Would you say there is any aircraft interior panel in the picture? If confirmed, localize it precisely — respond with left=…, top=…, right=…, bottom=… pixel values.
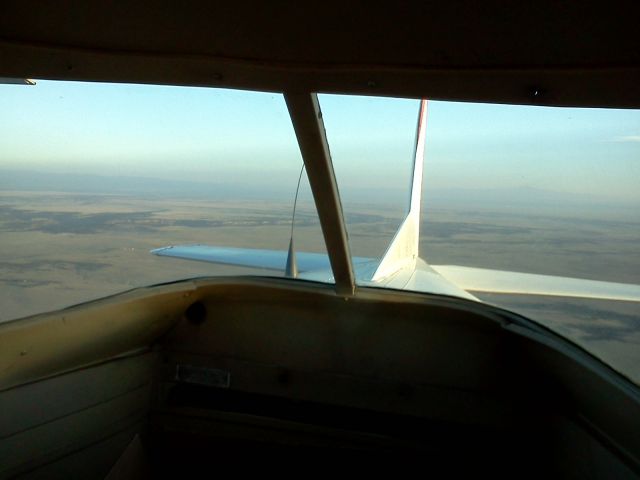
left=1, top=279, right=638, bottom=478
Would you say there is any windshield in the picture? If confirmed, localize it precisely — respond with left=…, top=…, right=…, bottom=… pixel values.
left=321, top=95, right=640, bottom=385
left=1, top=81, right=639, bottom=385
left=0, top=81, right=327, bottom=320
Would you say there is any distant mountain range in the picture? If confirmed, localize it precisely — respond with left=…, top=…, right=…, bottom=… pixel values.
left=0, top=169, right=287, bottom=200
left=1, top=169, right=636, bottom=216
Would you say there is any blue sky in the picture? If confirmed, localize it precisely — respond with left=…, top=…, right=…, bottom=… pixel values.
left=1, top=80, right=639, bottom=203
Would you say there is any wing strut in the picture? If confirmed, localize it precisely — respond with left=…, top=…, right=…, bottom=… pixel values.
left=284, top=92, right=355, bottom=296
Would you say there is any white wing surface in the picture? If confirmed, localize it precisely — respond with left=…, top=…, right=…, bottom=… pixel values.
left=151, top=245, right=375, bottom=276
left=432, top=265, right=640, bottom=302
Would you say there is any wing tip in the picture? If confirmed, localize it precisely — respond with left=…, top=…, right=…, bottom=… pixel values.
left=150, top=246, right=174, bottom=255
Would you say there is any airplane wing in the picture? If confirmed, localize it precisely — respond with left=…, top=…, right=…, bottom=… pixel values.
left=151, top=99, right=640, bottom=304
left=431, top=265, right=640, bottom=302
left=151, top=245, right=375, bottom=275
left=152, top=245, right=327, bottom=272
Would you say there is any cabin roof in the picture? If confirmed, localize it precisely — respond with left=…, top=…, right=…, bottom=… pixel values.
left=1, top=1, right=639, bottom=107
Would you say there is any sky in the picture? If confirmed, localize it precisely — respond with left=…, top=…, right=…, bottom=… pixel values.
left=1, top=80, right=639, bottom=204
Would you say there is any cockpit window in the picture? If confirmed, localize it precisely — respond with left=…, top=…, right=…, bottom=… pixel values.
left=319, top=94, right=419, bottom=260
left=0, top=80, right=328, bottom=320
left=421, top=100, right=640, bottom=384
left=2, top=81, right=639, bottom=386
left=322, top=94, right=640, bottom=384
